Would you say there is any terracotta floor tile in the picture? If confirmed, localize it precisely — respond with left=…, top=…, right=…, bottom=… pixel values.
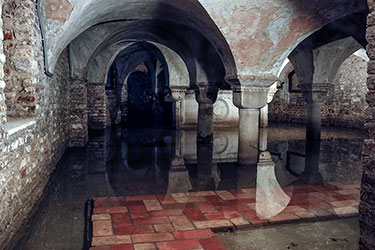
left=127, top=195, right=157, bottom=201
left=94, top=207, right=128, bottom=214
left=92, top=235, right=132, bottom=246
left=215, top=191, right=236, bottom=201
left=112, top=213, right=132, bottom=227
left=329, top=200, right=359, bottom=207
left=92, top=214, right=111, bottom=221
left=295, top=211, right=316, bottom=219
left=187, top=191, right=216, bottom=197
left=282, top=206, right=306, bottom=213
left=229, top=217, right=250, bottom=227
left=94, top=198, right=111, bottom=208
left=114, top=225, right=154, bottom=235
left=133, top=216, right=170, bottom=226
left=134, top=243, right=157, bottom=250
left=90, top=247, right=111, bottom=250
left=158, top=194, right=176, bottom=205
left=149, top=209, right=183, bottom=217
left=240, top=210, right=268, bottom=226
left=205, top=211, right=241, bottom=220
left=143, top=199, right=163, bottom=211
left=162, top=203, right=195, bottom=210
left=112, top=244, right=134, bottom=250
left=128, top=205, right=148, bottom=219
left=199, top=238, right=227, bottom=250
left=194, top=202, right=217, bottom=213
left=169, top=216, right=195, bottom=231
left=205, top=196, right=227, bottom=206
left=173, top=229, right=215, bottom=240
left=193, top=220, right=232, bottom=230
left=132, top=233, right=174, bottom=243
left=154, top=223, right=175, bottom=233
left=156, top=239, right=202, bottom=250
left=268, top=213, right=300, bottom=223
left=330, top=206, right=358, bottom=216
left=184, top=207, right=207, bottom=221
left=93, top=220, right=113, bottom=237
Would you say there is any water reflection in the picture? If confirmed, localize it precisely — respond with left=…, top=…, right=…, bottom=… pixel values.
left=10, top=125, right=366, bottom=250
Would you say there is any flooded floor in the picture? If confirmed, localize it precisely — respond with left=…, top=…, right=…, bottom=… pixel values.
left=9, top=124, right=366, bottom=250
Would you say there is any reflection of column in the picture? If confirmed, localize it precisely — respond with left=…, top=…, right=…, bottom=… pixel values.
left=170, top=87, right=187, bottom=129
left=256, top=151, right=290, bottom=219
left=194, top=141, right=217, bottom=190
left=259, top=128, right=268, bottom=152
left=298, top=83, right=329, bottom=140
left=69, top=80, right=88, bottom=147
left=194, top=83, right=219, bottom=143
left=238, top=108, right=259, bottom=165
left=297, top=137, right=323, bottom=184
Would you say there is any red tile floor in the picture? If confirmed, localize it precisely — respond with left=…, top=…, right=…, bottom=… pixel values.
left=90, top=181, right=360, bottom=250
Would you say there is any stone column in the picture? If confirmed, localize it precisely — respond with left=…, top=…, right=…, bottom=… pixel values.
left=194, top=83, right=218, bottom=143
left=299, top=137, right=322, bottom=184
left=170, top=87, right=187, bottom=129
left=298, top=83, right=329, bottom=140
left=69, top=80, right=88, bottom=147
left=228, top=79, right=274, bottom=166
left=195, top=141, right=215, bottom=190
left=260, top=105, right=268, bottom=128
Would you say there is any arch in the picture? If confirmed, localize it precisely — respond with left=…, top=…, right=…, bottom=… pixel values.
left=41, top=0, right=236, bottom=77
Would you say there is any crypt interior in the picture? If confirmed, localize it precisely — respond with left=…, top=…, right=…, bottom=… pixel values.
left=1, top=0, right=375, bottom=249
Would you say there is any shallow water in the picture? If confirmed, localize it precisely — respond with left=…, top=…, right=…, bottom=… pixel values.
left=9, top=124, right=366, bottom=250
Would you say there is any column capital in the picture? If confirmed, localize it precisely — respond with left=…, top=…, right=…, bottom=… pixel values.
left=194, top=82, right=219, bottom=104
left=298, top=83, right=330, bottom=103
left=170, top=86, right=188, bottom=102
left=225, top=75, right=279, bottom=109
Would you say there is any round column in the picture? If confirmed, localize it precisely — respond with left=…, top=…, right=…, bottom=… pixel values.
left=238, top=108, right=260, bottom=166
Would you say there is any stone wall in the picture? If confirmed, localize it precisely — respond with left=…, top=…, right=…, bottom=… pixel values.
left=360, top=1, right=375, bottom=248
left=3, top=0, right=40, bottom=118
left=269, top=54, right=368, bottom=129
left=69, top=80, right=88, bottom=147
left=88, top=84, right=111, bottom=129
left=0, top=0, right=72, bottom=248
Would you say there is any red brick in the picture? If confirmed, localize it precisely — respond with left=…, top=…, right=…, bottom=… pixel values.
left=154, top=223, right=175, bottom=233
left=94, top=207, right=128, bottom=214
left=90, top=247, right=110, bottom=250
left=169, top=216, right=195, bottom=231
left=126, top=195, right=157, bottom=201
left=112, top=244, right=134, bottom=250
left=195, top=202, right=217, bottom=213
left=112, top=213, right=132, bottom=227
left=158, top=194, right=176, bottom=205
left=149, top=209, right=183, bottom=217
left=133, top=217, right=170, bottom=225
left=156, top=240, right=202, bottom=250
left=114, top=225, right=154, bottom=235
left=92, top=214, right=111, bottom=221
left=132, top=233, right=174, bottom=243
left=128, top=205, right=148, bottom=219
left=235, top=193, right=256, bottom=199
left=199, top=238, right=227, bottom=250
left=229, top=217, right=250, bottom=227
left=174, top=196, right=206, bottom=203
left=205, top=196, right=227, bottom=206
left=173, top=229, right=215, bottom=240
left=109, top=197, right=127, bottom=207
left=184, top=207, right=207, bottom=221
